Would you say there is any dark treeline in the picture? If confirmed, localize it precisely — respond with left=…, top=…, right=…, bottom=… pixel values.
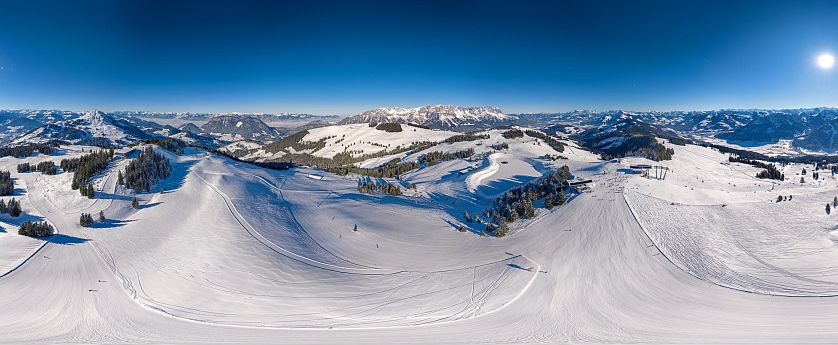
left=0, top=142, right=60, bottom=158
left=0, top=171, right=12, bottom=196
left=480, top=166, right=571, bottom=237
left=421, top=149, right=475, bottom=166
left=502, top=128, right=524, bottom=139
left=18, top=221, right=54, bottom=238
left=0, top=198, right=22, bottom=217
left=16, top=163, right=32, bottom=173
left=375, top=123, right=403, bottom=132
left=356, top=177, right=402, bottom=195
left=61, top=149, right=115, bottom=191
left=444, top=133, right=490, bottom=144
left=330, top=158, right=418, bottom=178
left=729, top=155, right=784, bottom=180
left=37, top=161, right=58, bottom=175
left=524, top=129, right=565, bottom=153
left=122, top=147, right=172, bottom=193
left=133, top=138, right=186, bottom=155
left=17, top=161, right=58, bottom=175
left=637, top=144, right=674, bottom=161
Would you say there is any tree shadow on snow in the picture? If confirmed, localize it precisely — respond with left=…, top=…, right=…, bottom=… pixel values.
left=11, top=185, right=27, bottom=197
left=89, top=218, right=136, bottom=229
left=139, top=202, right=161, bottom=210
left=616, top=168, right=640, bottom=175
left=474, top=174, right=539, bottom=199
left=95, top=191, right=134, bottom=201
left=47, top=234, right=89, bottom=245
left=0, top=212, right=46, bottom=228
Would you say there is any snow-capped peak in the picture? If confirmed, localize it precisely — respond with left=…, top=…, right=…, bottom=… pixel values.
left=339, top=105, right=516, bottom=130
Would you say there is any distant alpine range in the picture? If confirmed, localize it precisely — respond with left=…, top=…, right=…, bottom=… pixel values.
left=4, top=106, right=838, bottom=155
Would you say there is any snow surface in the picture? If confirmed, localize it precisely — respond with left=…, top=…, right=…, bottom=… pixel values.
left=2, top=140, right=838, bottom=343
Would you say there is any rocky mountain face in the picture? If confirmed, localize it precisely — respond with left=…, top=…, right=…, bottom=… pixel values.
left=339, top=105, right=517, bottom=131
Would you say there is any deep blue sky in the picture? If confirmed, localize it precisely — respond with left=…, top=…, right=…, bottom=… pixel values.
left=1, top=0, right=838, bottom=115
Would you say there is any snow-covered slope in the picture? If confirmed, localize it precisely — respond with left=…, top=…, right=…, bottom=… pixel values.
left=623, top=142, right=838, bottom=296
left=3, top=144, right=838, bottom=343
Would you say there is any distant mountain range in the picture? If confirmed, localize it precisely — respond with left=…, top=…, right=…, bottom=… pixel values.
left=111, top=111, right=339, bottom=123
left=7, top=106, right=838, bottom=155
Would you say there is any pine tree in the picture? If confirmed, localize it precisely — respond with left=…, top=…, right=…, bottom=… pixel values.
left=495, top=220, right=509, bottom=237
left=777, top=195, right=783, bottom=203
left=827, top=203, right=832, bottom=215
left=98, top=210, right=105, bottom=222
left=556, top=189, right=566, bottom=206
left=545, top=194, right=554, bottom=209
left=85, top=184, right=95, bottom=199
left=0, top=199, right=6, bottom=214
left=117, top=171, right=124, bottom=186
left=8, top=198, right=21, bottom=217
left=800, top=176, right=805, bottom=183
left=524, top=201, right=535, bottom=218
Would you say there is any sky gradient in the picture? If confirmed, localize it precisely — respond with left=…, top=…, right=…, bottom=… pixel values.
left=1, top=0, right=838, bottom=115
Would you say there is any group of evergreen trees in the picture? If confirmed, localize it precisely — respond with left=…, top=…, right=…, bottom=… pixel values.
left=80, top=212, right=95, bottom=227
left=18, top=221, right=54, bottom=238
left=80, top=211, right=105, bottom=227
left=356, top=178, right=402, bottom=195
left=476, top=166, right=571, bottom=237
left=502, top=128, right=524, bottom=139
left=17, top=161, right=58, bottom=175
left=0, top=198, right=22, bottom=217
left=375, top=123, right=403, bottom=132
left=420, top=149, right=475, bottom=166
left=637, top=144, right=675, bottom=161
left=730, top=155, right=784, bottom=181
left=330, top=158, right=418, bottom=178
left=0, top=171, right=13, bottom=196
left=37, top=161, right=58, bottom=175
left=61, top=149, right=115, bottom=194
left=121, top=147, right=172, bottom=193
left=444, top=133, right=490, bottom=144
left=134, top=138, right=186, bottom=155
left=0, top=142, right=58, bottom=158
